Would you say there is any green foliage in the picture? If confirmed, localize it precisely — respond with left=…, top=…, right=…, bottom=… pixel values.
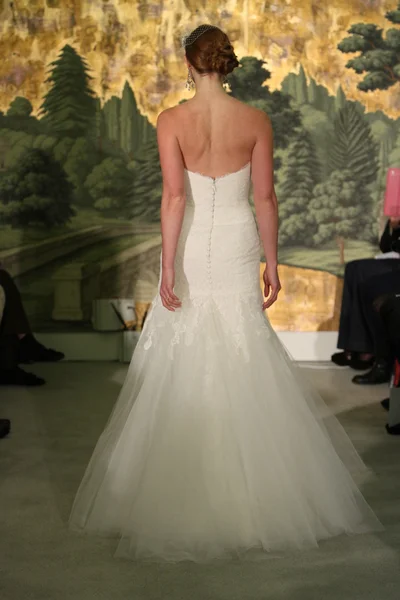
left=52, top=137, right=76, bottom=164
left=63, top=137, right=99, bottom=204
left=386, top=3, right=400, bottom=24
left=278, top=129, right=321, bottom=246
left=32, top=134, right=58, bottom=152
left=306, top=170, right=370, bottom=250
left=0, top=148, right=74, bottom=227
left=389, top=131, right=400, bottom=166
left=103, top=95, right=121, bottom=145
left=330, top=103, right=378, bottom=185
left=120, top=82, right=137, bottom=157
left=39, top=45, right=96, bottom=137
left=297, top=105, right=334, bottom=179
left=0, top=129, right=34, bottom=168
left=0, top=96, right=41, bottom=134
left=227, top=57, right=301, bottom=152
left=85, top=157, right=134, bottom=214
left=283, top=72, right=334, bottom=115
left=338, top=8, right=400, bottom=91
left=129, top=133, right=162, bottom=222
left=7, top=97, right=33, bottom=117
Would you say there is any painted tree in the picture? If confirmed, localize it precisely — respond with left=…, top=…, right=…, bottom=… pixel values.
left=389, top=130, right=400, bottom=166
left=337, top=3, right=400, bottom=91
left=63, top=137, right=99, bottom=204
left=39, top=45, right=96, bottom=137
left=227, top=57, right=302, bottom=153
left=85, top=157, right=133, bottom=215
left=103, top=96, right=121, bottom=146
left=335, top=86, right=347, bottom=112
left=7, top=97, right=33, bottom=117
left=295, top=65, right=308, bottom=105
left=120, top=82, right=136, bottom=158
left=129, top=132, right=162, bottom=222
left=278, top=129, right=321, bottom=246
left=306, top=169, right=371, bottom=263
left=0, top=148, right=74, bottom=227
left=330, top=103, right=379, bottom=186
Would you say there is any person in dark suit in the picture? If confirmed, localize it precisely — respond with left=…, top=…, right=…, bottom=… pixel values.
left=375, top=294, right=400, bottom=433
left=331, top=219, right=400, bottom=384
left=0, top=268, right=64, bottom=387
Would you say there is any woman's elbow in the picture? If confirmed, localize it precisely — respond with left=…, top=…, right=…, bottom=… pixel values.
left=162, top=192, right=186, bottom=212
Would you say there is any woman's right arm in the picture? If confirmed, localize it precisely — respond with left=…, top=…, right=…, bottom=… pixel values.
left=251, top=111, right=281, bottom=309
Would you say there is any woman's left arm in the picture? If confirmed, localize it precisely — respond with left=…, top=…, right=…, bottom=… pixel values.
left=157, top=109, right=186, bottom=311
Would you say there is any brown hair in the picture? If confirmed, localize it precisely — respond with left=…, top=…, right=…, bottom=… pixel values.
left=184, top=26, right=239, bottom=77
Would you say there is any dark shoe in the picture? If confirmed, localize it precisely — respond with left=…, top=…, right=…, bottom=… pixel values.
left=386, top=423, right=400, bottom=435
left=352, top=361, right=391, bottom=385
left=349, top=357, right=375, bottom=371
left=0, top=419, right=10, bottom=438
left=381, top=397, right=390, bottom=411
left=0, top=367, right=45, bottom=386
left=18, top=334, right=64, bottom=364
left=331, top=352, right=352, bottom=366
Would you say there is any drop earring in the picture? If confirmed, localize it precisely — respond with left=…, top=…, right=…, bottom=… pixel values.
left=186, top=68, right=195, bottom=91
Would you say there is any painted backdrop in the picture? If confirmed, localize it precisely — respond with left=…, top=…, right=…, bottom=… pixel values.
left=0, top=0, right=399, bottom=332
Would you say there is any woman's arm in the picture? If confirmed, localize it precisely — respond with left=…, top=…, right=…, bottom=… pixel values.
left=157, top=109, right=186, bottom=311
left=251, top=111, right=281, bottom=309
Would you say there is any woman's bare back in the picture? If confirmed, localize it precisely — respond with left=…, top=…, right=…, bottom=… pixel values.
left=170, top=94, right=263, bottom=179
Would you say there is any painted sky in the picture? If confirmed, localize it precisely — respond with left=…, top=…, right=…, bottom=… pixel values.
left=0, top=0, right=399, bottom=122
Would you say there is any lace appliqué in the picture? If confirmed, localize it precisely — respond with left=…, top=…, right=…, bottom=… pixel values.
left=141, top=291, right=271, bottom=362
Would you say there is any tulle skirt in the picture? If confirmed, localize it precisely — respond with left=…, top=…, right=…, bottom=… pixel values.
left=69, top=289, right=383, bottom=563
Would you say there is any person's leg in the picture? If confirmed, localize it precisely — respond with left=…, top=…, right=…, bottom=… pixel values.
left=377, top=295, right=400, bottom=433
left=0, top=269, right=64, bottom=363
left=0, top=333, right=45, bottom=386
left=333, top=259, right=396, bottom=367
left=0, top=269, right=30, bottom=335
left=338, top=259, right=399, bottom=353
left=352, top=267, right=400, bottom=385
left=0, top=272, right=45, bottom=386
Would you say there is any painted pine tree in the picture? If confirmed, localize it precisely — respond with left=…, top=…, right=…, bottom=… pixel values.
left=39, top=45, right=96, bottom=137
left=278, top=129, right=320, bottom=246
left=120, top=82, right=136, bottom=158
left=129, top=132, right=162, bottom=222
left=330, top=103, right=378, bottom=186
left=295, top=65, right=308, bottom=105
left=103, top=96, right=121, bottom=146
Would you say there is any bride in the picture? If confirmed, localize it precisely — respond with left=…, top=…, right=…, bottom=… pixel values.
left=69, top=24, right=382, bottom=562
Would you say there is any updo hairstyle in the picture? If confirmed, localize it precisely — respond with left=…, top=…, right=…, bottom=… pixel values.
left=184, top=26, right=239, bottom=77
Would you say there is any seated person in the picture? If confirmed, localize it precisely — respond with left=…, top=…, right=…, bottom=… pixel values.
left=375, top=294, right=400, bottom=434
left=331, top=219, right=400, bottom=384
left=0, top=268, right=64, bottom=387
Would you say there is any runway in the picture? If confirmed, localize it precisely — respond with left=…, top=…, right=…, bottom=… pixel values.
left=1, top=362, right=399, bottom=600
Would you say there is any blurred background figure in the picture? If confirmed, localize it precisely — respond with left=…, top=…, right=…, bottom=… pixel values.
left=0, top=267, right=64, bottom=387
left=332, top=218, right=400, bottom=385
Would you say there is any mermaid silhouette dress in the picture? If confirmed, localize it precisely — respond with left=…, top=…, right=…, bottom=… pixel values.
left=69, top=162, right=382, bottom=562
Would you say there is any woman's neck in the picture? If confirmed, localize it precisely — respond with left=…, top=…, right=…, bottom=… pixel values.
left=192, top=74, right=226, bottom=99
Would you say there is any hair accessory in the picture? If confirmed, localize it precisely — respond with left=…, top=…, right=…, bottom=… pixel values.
left=181, top=24, right=219, bottom=49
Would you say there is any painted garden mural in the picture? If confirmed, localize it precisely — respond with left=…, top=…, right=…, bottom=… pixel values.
left=0, top=0, right=399, bottom=332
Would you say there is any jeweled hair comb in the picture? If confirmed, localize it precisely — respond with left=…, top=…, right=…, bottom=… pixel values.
left=181, top=24, right=219, bottom=49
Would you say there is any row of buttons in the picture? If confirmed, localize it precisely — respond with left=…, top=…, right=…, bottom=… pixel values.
left=206, top=180, right=217, bottom=286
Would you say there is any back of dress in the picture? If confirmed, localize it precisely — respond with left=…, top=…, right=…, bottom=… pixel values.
left=174, top=161, right=262, bottom=303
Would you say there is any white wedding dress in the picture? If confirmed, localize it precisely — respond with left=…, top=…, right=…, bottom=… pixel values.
left=69, top=161, right=382, bottom=562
